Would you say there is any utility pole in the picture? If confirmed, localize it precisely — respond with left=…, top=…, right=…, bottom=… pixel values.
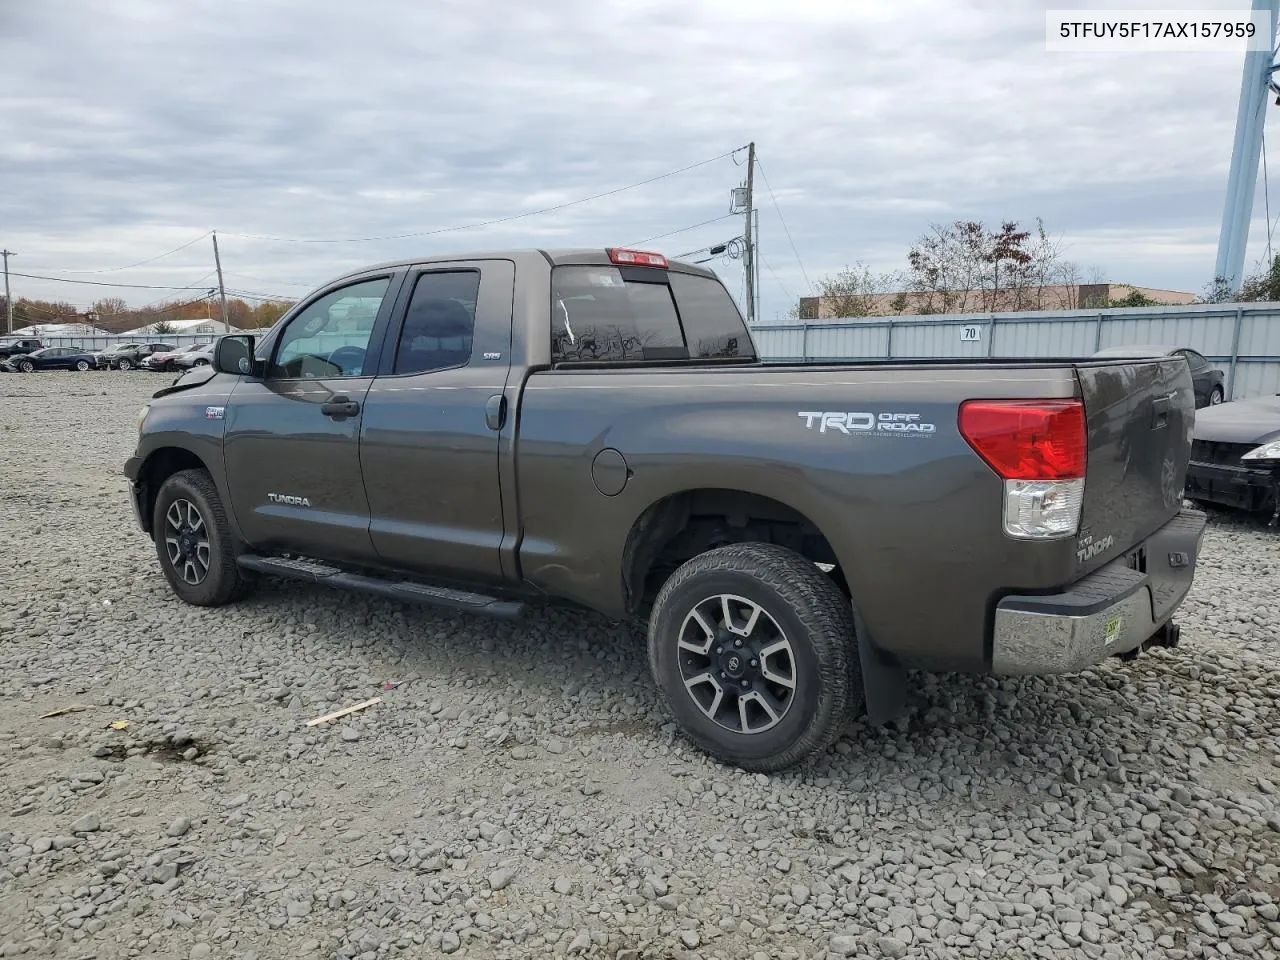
left=753, top=208, right=761, bottom=326
left=211, top=230, right=230, bottom=333
left=1215, top=0, right=1280, bottom=292
left=743, top=142, right=756, bottom=327
left=2, top=249, right=12, bottom=334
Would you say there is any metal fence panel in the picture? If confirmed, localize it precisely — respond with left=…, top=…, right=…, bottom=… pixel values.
left=40, top=334, right=218, bottom=351
left=806, top=321, right=888, bottom=361
left=750, top=302, right=1280, bottom=400
left=991, top=317, right=1096, bottom=357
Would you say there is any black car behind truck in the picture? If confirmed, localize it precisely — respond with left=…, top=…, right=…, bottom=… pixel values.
left=126, top=247, right=1207, bottom=771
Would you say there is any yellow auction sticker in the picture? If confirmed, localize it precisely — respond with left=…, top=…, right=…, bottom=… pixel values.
left=1104, top=617, right=1124, bottom=647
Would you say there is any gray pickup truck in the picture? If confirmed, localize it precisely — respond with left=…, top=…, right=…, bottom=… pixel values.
left=125, top=247, right=1206, bottom=771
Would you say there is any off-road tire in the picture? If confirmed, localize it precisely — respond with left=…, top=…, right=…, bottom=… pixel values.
left=1209, top=386, right=1224, bottom=406
left=647, top=542, right=862, bottom=772
left=153, top=468, right=254, bottom=606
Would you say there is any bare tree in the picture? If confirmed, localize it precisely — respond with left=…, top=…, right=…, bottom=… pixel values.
left=809, top=262, right=899, bottom=318
left=906, top=221, right=991, bottom=314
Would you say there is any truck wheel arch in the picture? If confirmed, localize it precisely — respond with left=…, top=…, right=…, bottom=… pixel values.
left=621, top=488, right=909, bottom=728
left=621, top=489, right=848, bottom=617
left=134, top=447, right=216, bottom=535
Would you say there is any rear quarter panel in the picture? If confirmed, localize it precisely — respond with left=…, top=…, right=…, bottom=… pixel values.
left=515, top=362, right=1083, bottom=671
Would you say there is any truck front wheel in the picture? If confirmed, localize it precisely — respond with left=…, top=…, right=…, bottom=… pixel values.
left=647, top=542, right=862, bottom=772
left=152, top=469, right=254, bottom=606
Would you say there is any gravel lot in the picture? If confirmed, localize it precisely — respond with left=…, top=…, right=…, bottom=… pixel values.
left=1, top=371, right=1279, bottom=960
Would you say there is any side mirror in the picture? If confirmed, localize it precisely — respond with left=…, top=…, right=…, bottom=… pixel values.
left=214, top=335, right=259, bottom=377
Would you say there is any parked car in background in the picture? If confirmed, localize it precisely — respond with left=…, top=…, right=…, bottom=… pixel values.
left=1185, top=392, right=1280, bottom=523
left=0, top=336, right=45, bottom=360
left=143, top=343, right=208, bottom=372
left=1091, top=344, right=1225, bottom=408
left=170, top=342, right=214, bottom=372
left=93, top=343, right=143, bottom=370
left=2, top=346, right=97, bottom=373
left=95, top=342, right=174, bottom=371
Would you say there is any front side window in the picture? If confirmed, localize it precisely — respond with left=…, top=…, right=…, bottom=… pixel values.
left=392, top=271, right=481, bottom=375
left=269, top=277, right=390, bottom=379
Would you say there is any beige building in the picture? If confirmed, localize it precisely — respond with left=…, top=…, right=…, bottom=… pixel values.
left=797, top=283, right=1199, bottom=320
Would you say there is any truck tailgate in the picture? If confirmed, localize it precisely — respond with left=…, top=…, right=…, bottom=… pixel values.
left=1074, top=357, right=1195, bottom=574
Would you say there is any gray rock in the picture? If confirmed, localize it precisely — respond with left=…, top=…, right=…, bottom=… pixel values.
left=489, top=866, right=518, bottom=891
left=679, top=930, right=700, bottom=949
left=878, top=936, right=908, bottom=958
left=167, top=817, right=192, bottom=838
left=70, top=812, right=100, bottom=833
left=440, top=931, right=461, bottom=954
left=1194, top=914, right=1218, bottom=936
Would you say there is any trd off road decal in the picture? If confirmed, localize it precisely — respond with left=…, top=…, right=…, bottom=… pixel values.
left=798, top=411, right=937, bottom=438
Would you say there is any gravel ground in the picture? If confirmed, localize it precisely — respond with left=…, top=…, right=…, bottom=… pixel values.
left=1, top=371, right=1279, bottom=960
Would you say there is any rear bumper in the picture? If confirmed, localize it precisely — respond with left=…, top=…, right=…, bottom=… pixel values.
left=1185, top=459, right=1276, bottom=513
left=991, top=509, right=1206, bottom=675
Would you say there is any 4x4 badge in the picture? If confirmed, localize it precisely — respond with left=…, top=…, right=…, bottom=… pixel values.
left=204, top=406, right=225, bottom=420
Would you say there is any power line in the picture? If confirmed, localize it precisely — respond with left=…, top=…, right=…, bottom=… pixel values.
left=626, top=214, right=738, bottom=247
left=226, top=270, right=314, bottom=288
left=28, top=231, right=213, bottom=275
left=224, top=146, right=749, bottom=243
left=224, top=288, right=296, bottom=302
left=753, top=157, right=813, bottom=293
left=759, top=252, right=796, bottom=304
left=124, top=271, right=219, bottom=312
left=7, top=271, right=216, bottom=291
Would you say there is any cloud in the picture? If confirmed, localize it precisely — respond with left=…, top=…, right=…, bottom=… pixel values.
left=0, top=0, right=1267, bottom=322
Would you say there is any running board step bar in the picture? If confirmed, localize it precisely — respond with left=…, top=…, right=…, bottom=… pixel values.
left=235, top=555, right=526, bottom=619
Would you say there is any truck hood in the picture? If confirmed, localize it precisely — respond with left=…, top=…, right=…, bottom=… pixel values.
left=1192, top=394, right=1280, bottom=445
left=151, top=364, right=218, bottom=399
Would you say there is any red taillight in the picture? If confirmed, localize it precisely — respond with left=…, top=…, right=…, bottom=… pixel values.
left=607, top=248, right=668, bottom=268
left=958, top=400, right=1087, bottom=481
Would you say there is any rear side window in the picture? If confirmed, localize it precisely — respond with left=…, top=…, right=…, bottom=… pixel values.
left=668, top=272, right=752, bottom=359
left=393, top=271, right=481, bottom=375
left=551, top=266, right=753, bottom=363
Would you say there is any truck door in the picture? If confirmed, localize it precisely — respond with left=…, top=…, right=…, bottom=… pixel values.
left=359, top=260, right=515, bottom=583
left=222, top=273, right=401, bottom=564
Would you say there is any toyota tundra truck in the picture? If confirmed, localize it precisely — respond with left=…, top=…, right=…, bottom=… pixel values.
left=124, top=247, right=1206, bottom=771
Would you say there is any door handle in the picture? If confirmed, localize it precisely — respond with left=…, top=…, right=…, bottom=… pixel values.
left=321, top=396, right=361, bottom=420
left=1151, top=393, right=1173, bottom=430
left=485, top=394, right=507, bottom=431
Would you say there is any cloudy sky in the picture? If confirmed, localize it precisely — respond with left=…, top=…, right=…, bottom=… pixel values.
left=2, top=0, right=1277, bottom=322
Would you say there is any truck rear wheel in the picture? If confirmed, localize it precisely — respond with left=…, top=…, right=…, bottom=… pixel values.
left=153, top=469, right=253, bottom=606
left=647, top=542, right=861, bottom=772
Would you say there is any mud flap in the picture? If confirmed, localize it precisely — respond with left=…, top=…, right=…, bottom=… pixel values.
left=855, top=609, right=909, bottom=726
